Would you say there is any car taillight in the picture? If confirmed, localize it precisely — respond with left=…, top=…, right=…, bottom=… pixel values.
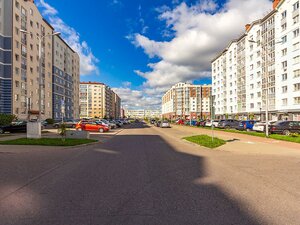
left=271, top=127, right=276, bottom=131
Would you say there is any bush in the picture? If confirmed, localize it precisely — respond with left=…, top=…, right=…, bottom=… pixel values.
left=45, top=118, right=54, bottom=125
left=0, top=114, right=17, bottom=126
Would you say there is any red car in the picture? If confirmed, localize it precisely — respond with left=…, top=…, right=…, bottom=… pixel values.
left=76, top=121, right=109, bottom=133
left=176, top=119, right=184, bottom=125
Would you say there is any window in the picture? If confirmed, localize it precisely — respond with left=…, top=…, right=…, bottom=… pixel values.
left=282, top=61, right=287, bottom=68
left=293, top=28, right=299, bottom=38
left=250, top=103, right=254, bottom=109
left=257, top=92, right=261, bottom=97
left=282, top=73, right=288, bottom=80
left=282, top=35, right=287, bottom=43
left=295, top=97, right=300, bottom=104
left=15, top=1, right=20, bottom=9
left=294, top=56, right=300, bottom=64
left=293, top=15, right=299, bottom=24
left=282, top=86, right=288, bottom=93
left=282, top=98, right=288, bottom=106
left=282, top=10, right=287, bottom=19
left=282, top=23, right=287, bottom=31
left=29, top=8, right=33, bottom=16
left=282, top=48, right=287, bottom=56
left=294, top=69, right=300, bottom=78
left=294, top=83, right=300, bottom=91
left=293, top=1, right=299, bottom=11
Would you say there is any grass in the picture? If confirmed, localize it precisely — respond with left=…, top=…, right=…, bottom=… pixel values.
left=269, top=134, right=300, bottom=143
left=175, top=124, right=300, bottom=144
left=183, top=135, right=226, bottom=149
left=0, top=138, right=98, bottom=146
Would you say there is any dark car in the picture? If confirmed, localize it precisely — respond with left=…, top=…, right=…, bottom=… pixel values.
left=236, top=120, right=256, bottom=131
left=269, top=121, right=300, bottom=135
left=218, top=119, right=240, bottom=129
left=53, top=119, right=77, bottom=128
left=0, top=121, right=27, bottom=134
left=154, top=121, right=161, bottom=127
left=150, top=119, right=156, bottom=124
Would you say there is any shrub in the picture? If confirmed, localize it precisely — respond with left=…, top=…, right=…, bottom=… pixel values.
left=0, top=114, right=17, bottom=126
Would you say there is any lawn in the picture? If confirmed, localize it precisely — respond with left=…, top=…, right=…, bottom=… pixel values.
left=176, top=124, right=300, bottom=144
left=0, top=138, right=98, bottom=146
left=183, top=135, right=226, bottom=149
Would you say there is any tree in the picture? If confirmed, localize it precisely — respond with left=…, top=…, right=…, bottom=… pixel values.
left=0, top=114, right=17, bottom=126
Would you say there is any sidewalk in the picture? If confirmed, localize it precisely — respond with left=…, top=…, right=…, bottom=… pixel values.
left=161, top=125, right=300, bottom=156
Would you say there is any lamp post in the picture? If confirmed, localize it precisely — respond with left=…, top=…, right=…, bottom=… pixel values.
left=20, top=29, right=60, bottom=138
left=248, top=39, right=282, bottom=137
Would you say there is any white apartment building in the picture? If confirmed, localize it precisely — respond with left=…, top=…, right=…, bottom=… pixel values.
left=212, top=0, right=300, bottom=121
left=125, top=109, right=161, bottom=119
left=162, top=83, right=211, bottom=120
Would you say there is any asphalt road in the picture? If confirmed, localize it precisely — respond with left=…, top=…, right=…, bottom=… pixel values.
left=0, top=123, right=300, bottom=225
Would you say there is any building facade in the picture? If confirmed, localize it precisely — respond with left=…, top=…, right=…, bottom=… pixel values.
left=52, top=36, right=80, bottom=120
left=212, top=0, right=300, bottom=121
left=0, top=0, right=80, bottom=120
left=124, top=109, right=161, bottom=119
left=162, top=83, right=211, bottom=120
left=79, top=82, right=121, bottom=119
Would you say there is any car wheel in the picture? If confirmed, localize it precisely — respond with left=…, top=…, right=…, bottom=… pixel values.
left=225, top=125, right=230, bottom=129
left=283, top=130, right=290, bottom=136
left=99, top=128, right=104, bottom=133
left=0, top=128, right=4, bottom=134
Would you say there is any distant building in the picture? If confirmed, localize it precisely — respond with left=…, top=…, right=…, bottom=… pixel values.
left=125, top=109, right=161, bottom=119
left=79, top=82, right=121, bottom=119
left=162, top=83, right=211, bottom=120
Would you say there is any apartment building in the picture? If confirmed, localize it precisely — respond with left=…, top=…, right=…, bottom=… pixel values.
left=79, top=82, right=121, bottom=119
left=162, top=83, right=211, bottom=120
left=124, top=109, right=161, bottom=119
left=212, top=0, right=300, bottom=121
left=0, top=0, right=80, bottom=120
left=52, top=35, right=80, bottom=120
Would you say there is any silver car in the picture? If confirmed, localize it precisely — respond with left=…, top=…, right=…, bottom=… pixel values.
left=160, top=121, right=171, bottom=128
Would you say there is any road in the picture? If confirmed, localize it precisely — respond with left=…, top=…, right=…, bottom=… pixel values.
left=0, top=123, right=300, bottom=225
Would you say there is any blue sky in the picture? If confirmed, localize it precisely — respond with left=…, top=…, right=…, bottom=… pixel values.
left=37, top=0, right=273, bottom=109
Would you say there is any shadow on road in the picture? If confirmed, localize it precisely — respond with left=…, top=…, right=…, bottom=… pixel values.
left=0, top=131, right=264, bottom=225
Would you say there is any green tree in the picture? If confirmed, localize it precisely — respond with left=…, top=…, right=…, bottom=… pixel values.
left=0, top=114, right=17, bottom=126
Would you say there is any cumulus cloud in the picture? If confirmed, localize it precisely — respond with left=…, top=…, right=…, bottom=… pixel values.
left=133, top=0, right=273, bottom=92
left=113, top=87, right=161, bottom=110
left=36, top=0, right=99, bottom=76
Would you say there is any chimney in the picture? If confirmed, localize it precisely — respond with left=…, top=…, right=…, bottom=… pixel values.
left=245, top=24, right=251, bottom=31
left=273, top=0, right=280, bottom=9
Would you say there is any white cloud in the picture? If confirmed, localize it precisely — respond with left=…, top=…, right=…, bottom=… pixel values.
left=133, top=0, right=273, bottom=92
left=36, top=0, right=99, bottom=76
left=113, top=87, right=161, bottom=110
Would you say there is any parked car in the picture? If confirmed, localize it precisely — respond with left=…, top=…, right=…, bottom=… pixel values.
left=176, top=119, right=184, bottom=125
left=218, top=119, right=240, bottom=129
left=213, top=120, right=221, bottom=127
left=253, top=121, right=276, bottom=132
left=160, top=121, right=171, bottom=128
left=269, top=121, right=300, bottom=135
left=76, top=121, right=110, bottom=133
left=154, top=121, right=161, bottom=127
left=236, top=120, right=256, bottom=131
left=0, top=121, right=27, bottom=134
left=114, top=120, right=123, bottom=127
left=205, top=120, right=213, bottom=127
left=53, top=119, right=77, bottom=128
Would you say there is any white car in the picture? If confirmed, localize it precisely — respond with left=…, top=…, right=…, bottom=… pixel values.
left=205, top=121, right=213, bottom=127
left=253, top=121, right=276, bottom=132
left=160, top=121, right=171, bottom=128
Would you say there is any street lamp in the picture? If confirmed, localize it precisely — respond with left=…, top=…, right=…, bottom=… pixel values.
left=20, top=29, right=60, bottom=138
left=248, top=38, right=282, bottom=137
